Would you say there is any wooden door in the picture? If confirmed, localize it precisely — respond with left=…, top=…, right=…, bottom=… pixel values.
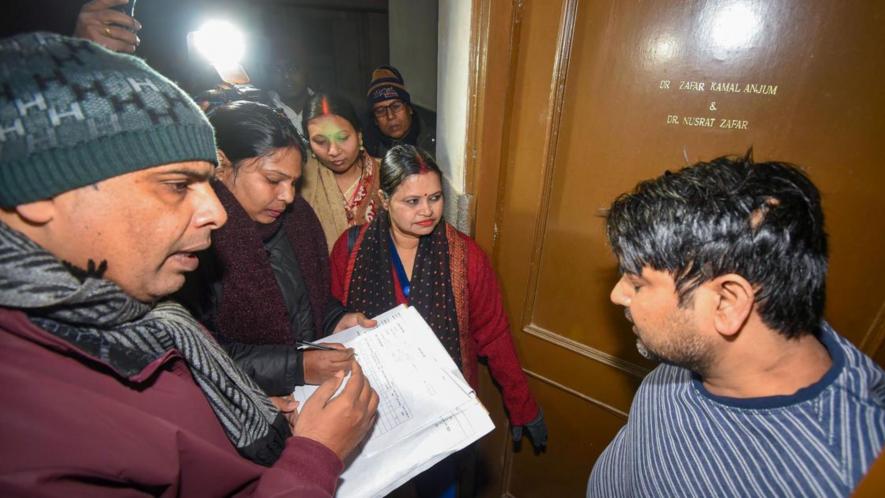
left=465, top=0, right=885, bottom=496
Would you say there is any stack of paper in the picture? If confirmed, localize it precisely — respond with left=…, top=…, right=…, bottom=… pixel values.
left=292, top=305, right=495, bottom=498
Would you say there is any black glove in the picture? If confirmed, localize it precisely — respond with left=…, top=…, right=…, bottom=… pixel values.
left=511, top=409, right=547, bottom=452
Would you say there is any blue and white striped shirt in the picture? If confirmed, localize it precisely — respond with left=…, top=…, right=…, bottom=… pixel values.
left=587, top=323, right=885, bottom=497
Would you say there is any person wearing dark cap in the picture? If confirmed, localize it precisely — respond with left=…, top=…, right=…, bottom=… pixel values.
left=0, top=32, right=377, bottom=496
left=364, top=64, right=437, bottom=158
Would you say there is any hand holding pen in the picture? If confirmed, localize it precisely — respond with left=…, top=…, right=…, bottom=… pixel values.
left=302, top=342, right=355, bottom=385
left=300, top=311, right=375, bottom=384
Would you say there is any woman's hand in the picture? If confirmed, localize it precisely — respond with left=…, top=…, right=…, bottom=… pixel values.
left=333, top=312, right=377, bottom=333
left=303, top=343, right=354, bottom=384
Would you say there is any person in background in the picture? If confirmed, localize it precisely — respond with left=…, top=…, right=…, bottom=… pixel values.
left=266, top=58, right=314, bottom=135
left=301, top=92, right=383, bottom=250
left=330, top=145, right=546, bottom=497
left=175, top=101, right=374, bottom=411
left=587, top=153, right=885, bottom=497
left=363, top=65, right=436, bottom=158
left=0, top=33, right=377, bottom=496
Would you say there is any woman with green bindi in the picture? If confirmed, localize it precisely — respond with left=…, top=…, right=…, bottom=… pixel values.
left=301, top=93, right=383, bottom=250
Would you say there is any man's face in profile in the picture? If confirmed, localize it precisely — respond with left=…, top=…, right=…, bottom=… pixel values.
left=609, top=267, right=715, bottom=374
left=46, top=161, right=227, bottom=302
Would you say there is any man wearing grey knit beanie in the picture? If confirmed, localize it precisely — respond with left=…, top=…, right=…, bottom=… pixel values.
left=0, top=32, right=376, bottom=496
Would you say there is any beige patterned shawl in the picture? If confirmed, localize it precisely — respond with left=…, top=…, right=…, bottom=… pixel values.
left=300, top=151, right=381, bottom=251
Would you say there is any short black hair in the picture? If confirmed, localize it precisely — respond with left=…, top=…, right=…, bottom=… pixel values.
left=380, top=145, right=442, bottom=197
left=605, top=152, right=828, bottom=338
left=208, top=100, right=305, bottom=170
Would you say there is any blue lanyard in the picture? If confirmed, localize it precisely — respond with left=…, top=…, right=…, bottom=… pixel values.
left=387, top=232, right=411, bottom=298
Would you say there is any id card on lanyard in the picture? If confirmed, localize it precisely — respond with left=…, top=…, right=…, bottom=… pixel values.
left=387, top=232, right=411, bottom=298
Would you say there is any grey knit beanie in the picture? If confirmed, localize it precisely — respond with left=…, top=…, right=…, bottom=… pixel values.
left=0, top=32, right=218, bottom=207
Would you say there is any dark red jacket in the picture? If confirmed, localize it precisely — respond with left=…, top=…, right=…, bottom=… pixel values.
left=0, top=308, right=342, bottom=497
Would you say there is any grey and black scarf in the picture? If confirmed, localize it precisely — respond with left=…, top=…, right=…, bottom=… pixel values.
left=0, top=222, right=289, bottom=466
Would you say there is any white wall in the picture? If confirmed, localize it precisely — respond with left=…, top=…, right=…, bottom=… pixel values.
left=388, top=0, right=471, bottom=230
left=389, top=0, right=438, bottom=111
left=436, top=0, right=471, bottom=223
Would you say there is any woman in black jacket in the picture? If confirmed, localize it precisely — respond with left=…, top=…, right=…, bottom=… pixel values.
left=175, top=101, right=373, bottom=408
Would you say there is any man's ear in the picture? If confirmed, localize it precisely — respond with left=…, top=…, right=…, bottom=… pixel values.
left=708, top=273, right=754, bottom=337
left=216, top=149, right=233, bottom=182
left=14, top=199, right=56, bottom=226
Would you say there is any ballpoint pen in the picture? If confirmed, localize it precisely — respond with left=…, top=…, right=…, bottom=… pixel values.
left=295, top=340, right=339, bottom=352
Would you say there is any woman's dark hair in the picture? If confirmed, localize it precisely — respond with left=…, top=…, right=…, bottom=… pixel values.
left=301, top=92, right=362, bottom=136
left=380, top=145, right=442, bottom=196
left=208, top=100, right=305, bottom=170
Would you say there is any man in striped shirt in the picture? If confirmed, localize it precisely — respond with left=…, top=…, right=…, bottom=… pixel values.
left=587, top=154, right=885, bottom=497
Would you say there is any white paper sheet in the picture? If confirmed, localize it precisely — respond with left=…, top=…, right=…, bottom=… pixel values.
left=292, top=305, right=495, bottom=498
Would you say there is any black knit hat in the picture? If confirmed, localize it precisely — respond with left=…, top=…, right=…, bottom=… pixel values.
left=366, top=65, right=411, bottom=107
left=0, top=32, right=218, bottom=207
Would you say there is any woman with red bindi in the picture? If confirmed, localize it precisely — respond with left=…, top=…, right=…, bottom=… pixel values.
left=300, top=93, right=384, bottom=251
left=329, top=145, right=546, bottom=497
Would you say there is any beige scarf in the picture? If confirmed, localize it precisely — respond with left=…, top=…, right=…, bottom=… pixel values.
left=301, top=151, right=381, bottom=251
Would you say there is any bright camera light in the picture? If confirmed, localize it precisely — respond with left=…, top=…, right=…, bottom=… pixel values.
left=193, top=20, right=245, bottom=67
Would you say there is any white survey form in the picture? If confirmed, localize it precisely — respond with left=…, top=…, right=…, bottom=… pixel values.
left=292, top=304, right=495, bottom=498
